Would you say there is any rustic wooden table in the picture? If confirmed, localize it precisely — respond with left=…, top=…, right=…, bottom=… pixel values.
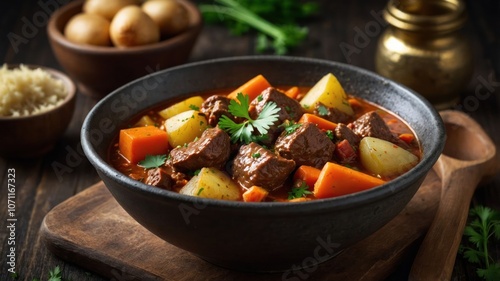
left=1, top=0, right=499, bottom=280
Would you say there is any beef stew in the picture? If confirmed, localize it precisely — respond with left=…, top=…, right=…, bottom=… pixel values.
left=109, top=73, right=421, bottom=202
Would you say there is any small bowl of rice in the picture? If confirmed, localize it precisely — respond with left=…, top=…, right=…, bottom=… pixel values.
left=0, top=64, right=76, bottom=158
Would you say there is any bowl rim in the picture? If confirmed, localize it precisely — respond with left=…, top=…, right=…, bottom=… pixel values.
left=47, top=0, right=203, bottom=55
left=81, top=55, right=445, bottom=213
left=0, top=63, right=76, bottom=120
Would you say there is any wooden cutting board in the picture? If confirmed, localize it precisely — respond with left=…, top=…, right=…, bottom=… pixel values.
left=40, top=170, right=441, bottom=281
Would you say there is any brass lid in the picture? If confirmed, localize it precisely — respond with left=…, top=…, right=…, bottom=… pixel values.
left=384, top=0, right=467, bottom=32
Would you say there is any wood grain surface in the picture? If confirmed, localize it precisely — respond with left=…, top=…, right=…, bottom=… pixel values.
left=40, top=171, right=441, bottom=281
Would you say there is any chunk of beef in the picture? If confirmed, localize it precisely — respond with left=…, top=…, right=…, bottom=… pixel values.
left=163, top=159, right=189, bottom=188
left=232, top=142, right=296, bottom=191
left=350, top=111, right=409, bottom=148
left=335, top=123, right=361, bottom=146
left=200, top=95, right=234, bottom=127
left=170, top=127, right=231, bottom=171
left=314, top=102, right=351, bottom=124
left=249, top=87, right=304, bottom=144
left=145, top=167, right=173, bottom=189
left=275, top=122, right=335, bottom=168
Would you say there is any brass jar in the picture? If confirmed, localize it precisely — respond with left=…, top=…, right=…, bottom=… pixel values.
left=375, top=0, right=473, bottom=109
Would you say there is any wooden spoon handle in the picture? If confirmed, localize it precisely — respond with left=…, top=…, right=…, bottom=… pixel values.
left=408, top=167, right=481, bottom=281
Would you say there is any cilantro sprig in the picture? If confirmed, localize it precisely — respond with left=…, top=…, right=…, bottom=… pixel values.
left=288, top=182, right=313, bottom=200
left=460, top=205, right=500, bottom=281
left=47, top=266, right=62, bottom=281
left=199, top=0, right=314, bottom=55
left=280, top=120, right=302, bottom=136
left=138, top=154, right=167, bottom=169
left=317, top=104, right=329, bottom=116
left=218, top=93, right=280, bottom=144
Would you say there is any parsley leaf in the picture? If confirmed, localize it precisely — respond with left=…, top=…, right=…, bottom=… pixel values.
left=281, top=120, right=301, bottom=135
left=218, top=93, right=280, bottom=144
left=288, top=183, right=312, bottom=200
left=317, top=104, right=329, bottom=116
left=199, top=0, right=316, bottom=55
left=48, top=266, right=62, bottom=281
left=325, top=130, right=335, bottom=141
left=189, top=104, right=200, bottom=111
left=460, top=205, right=500, bottom=281
left=138, top=154, right=167, bottom=169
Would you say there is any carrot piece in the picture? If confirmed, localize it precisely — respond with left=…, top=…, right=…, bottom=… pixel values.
left=314, top=162, right=385, bottom=199
left=298, top=113, right=337, bottom=131
left=399, top=133, right=415, bottom=144
left=227, top=74, right=271, bottom=101
left=284, top=86, right=300, bottom=99
left=289, top=197, right=312, bottom=202
left=119, top=126, right=169, bottom=163
left=242, top=186, right=269, bottom=202
left=293, top=165, right=321, bottom=190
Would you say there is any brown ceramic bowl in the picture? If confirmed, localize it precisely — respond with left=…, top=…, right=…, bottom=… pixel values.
left=47, top=0, right=202, bottom=99
left=0, top=64, right=76, bottom=158
left=82, top=56, right=445, bottom=272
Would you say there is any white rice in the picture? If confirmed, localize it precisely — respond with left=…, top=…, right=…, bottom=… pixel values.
left=0, top=64, right=68, bottom=117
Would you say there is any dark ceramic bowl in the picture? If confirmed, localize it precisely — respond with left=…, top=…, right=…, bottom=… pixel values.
left=1, top=64, right=76, bottom=158
left=81, top=56, right=445, bottom=272
left=47, top=0, right=202, bottom=99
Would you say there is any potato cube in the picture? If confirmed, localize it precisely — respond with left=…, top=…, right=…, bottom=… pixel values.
left=165, top=109, right=209, bottom=148
left=179, top=167, right=241, bottom=200
left=359, top=137, right=419, bottom=178
left=158, top=96, right=204, bottom=120
left=134, top=115, right=155, bottom=127
left=300, top=73, right=354, bottom=115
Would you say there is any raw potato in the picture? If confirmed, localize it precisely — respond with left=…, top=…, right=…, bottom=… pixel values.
left=179, top=167, right=241, bottom=200
left=64, top=13, right=111, bottom=46
left=359, top=137, right=419, bottom=178
left=300, top=73, right=354, bottom=115
left=164, top=109, right=209, bottom=147
left=110, top=5, right=160, bottom=47
left=142, top=0, right=189, bottom=37
left=158, top=96, right=204, bottom=120
left=83, top=0, right=140, bottom=20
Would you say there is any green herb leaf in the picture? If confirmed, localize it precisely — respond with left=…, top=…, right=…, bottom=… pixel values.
left=218, top=93, right=279, bottom=144
left=317, top=104, right=329, bottom=116
left=189, top=104, right=200, bottom=111
left=281, top=120, right=301, bottom=135
left=461, top=205, right=500, bottom=281
left=138, top=154, right=167, bottom=169
left=199, top=0, right=315, bottom=54
left=252, top=101, right=281, bottom=134
left=287, top=183, right=312, bottom=200
left=48, top=266, right=62, bottom=281
left=478, top=263, right=500, bottom=281
left=325, top=130, right=335, bottom=141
